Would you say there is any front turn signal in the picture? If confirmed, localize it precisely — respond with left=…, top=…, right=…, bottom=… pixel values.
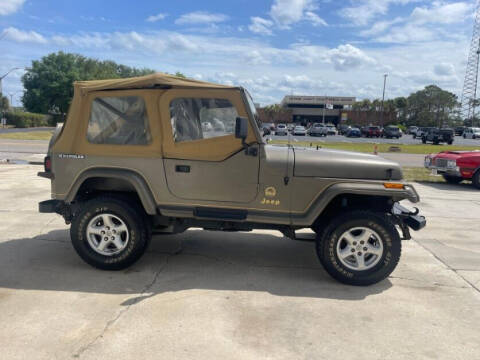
left=384, top=182, right=405, bottom=189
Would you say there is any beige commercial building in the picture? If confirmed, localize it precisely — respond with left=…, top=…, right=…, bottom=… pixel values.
left=280, top=95, right=355, bottom=125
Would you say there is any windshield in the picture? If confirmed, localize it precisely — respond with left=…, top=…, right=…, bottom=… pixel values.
left=244, top=89, right=261, bottom=130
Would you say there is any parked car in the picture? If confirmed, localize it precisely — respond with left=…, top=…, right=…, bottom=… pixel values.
left=362, top=126, right=381, bottom=138
left=275, top=123, right=288, bottom=136
left=414, top=127, right=434, bottom=139
left=293, top=125, right=307, bottom=136
left=346, top=127, right=361, bottom=137
left=287, top=124, right=295, bottom=132
left=454, top=126, right=465, bottom=136
left=421, top=128, right=454, bottom=145
left=425, top=150, right=480, bottom=188
left=325, top=124, right=338, bottom=135
left=308, top=123, right=328, bottom=137
left=407, top=126, right=418, bottom=135
left=463, top=127, right=480, bottom=139
left=338, top=124, right=351, bottom=135
left=383, top=126, right=402, bottom=139
left=37, top=72, right=426, bottom=286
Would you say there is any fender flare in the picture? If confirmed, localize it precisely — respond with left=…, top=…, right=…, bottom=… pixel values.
left=291, top=182, right=419, bottom=226
left=65, top=168, right=157, bottom=215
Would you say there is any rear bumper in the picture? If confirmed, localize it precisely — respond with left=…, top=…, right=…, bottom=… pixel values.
left=39, top=199, right=63, bottom=213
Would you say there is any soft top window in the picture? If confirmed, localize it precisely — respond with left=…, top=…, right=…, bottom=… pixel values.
left=87, top=96, right=151, bottom=145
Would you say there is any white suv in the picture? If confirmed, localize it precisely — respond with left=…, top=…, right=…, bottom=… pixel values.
left=463, top=127, right=480, bottom=139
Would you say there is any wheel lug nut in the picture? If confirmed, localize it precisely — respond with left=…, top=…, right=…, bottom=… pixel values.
left=101, top=231, right=105, bottom=235
left=111, top=236, right=115, bottom=240
left=112, top=230, right=116, bottom=234
left=360, top=241, right=364, bottom=244
left=363, top=247, right=367, bottom=251
left=106, top=227, right=110, bottom=230
left=104, top=237, right=108, bottom=241
left=353, top=242, right=357, bottom=245
left=351, top=249, right=355, bottom=253
left=358, top=252, right=362, bottom=256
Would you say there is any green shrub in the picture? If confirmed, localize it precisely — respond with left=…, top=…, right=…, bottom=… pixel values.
left=4, top=111, right=51, bottom=128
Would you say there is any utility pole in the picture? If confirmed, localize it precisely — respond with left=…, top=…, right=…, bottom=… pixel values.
left=380, top=74, right=388, bottom=127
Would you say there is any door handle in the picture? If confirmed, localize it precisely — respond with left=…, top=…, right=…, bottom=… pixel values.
left=175, top=165, right=190, bottom=173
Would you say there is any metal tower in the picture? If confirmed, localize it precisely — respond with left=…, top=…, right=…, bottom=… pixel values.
left=460, top=1, right=480, bottom=124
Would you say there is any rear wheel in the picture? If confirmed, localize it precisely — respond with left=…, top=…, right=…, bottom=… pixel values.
left=316, top=211, right=401, bottom=286
left=71, top=195, right=151, bottom=270
left=443, top=175, right=462, bottom=184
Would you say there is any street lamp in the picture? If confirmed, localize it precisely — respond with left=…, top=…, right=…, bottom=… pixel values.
left=380, top=74, right=388, bottom=127
left=0, top=67, right=23, bottom=95
left=9, top=90, right=23, bottom=110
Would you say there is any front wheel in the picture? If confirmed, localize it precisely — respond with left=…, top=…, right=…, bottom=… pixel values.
left=70, top=195, right=151, bottom=270
left=316, top=211, right=401, bottom=286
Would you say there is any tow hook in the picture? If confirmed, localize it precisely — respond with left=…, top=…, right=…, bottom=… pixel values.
left=392, top=203, right=426, bottom=240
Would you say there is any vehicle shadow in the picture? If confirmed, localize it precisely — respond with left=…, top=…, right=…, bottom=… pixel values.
left=0, top=228, right=392, bottom=302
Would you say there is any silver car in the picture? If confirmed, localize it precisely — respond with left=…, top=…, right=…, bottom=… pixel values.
left=308, top=123, right=328, bottom=137
left=293, top=125, right=307, bottom=136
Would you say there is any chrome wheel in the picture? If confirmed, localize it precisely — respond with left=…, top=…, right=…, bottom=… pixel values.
left=336, top=227, right=384, bottom=271
left=86, top=213, right=129, bottom=256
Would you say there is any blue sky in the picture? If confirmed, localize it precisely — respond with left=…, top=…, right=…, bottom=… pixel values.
left=0, top=0, right=476, bottom=106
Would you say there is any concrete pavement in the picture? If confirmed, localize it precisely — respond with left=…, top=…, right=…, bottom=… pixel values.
left=0, top=164, right=479, bottom=359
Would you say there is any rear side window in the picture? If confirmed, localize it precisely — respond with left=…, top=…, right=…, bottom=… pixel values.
left=87, top=96, right=151, bottom=145
left=170, top=98, right=238, bottom=142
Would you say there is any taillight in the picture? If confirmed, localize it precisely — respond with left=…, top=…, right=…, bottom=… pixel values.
left=44, top=156, right=51, bottom=172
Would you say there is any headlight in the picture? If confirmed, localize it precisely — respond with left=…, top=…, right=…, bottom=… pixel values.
left=447, top=160, right=456, bottom=168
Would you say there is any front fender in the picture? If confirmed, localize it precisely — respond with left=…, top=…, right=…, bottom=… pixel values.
left=291, top=181, right=420, bottom=226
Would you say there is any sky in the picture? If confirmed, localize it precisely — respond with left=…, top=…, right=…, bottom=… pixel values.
left=0, top=0, right=477, bottom=106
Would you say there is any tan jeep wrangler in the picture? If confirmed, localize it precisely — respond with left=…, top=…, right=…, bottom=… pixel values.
left=38, top=73, right=425, bottom=286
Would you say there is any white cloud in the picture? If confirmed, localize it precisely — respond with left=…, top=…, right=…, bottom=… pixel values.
left=269, top=0, right=327, bottom=28
left=326, top=44, right=377, bottom=71
left=304, top=11, right=328, bottom=27
left=0, top=0, right=24, bottom=16
left=340, top=0, right=419, bottom=26
left=411, top=1, right=472, bottom=25
left=1, top=27, right=47, bottom=44
left=360, top=17, right=404, bottom=36
left=375, top=24, right=435, bottom=43
left=146, top=13, right=167, bottom=23
left=175, top=11, right=229, bottom=25
left=434, top=62, right=456, bottom=76
left=248, top=17, right=274, bottom=35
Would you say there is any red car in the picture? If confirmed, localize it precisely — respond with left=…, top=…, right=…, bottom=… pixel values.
left=424, top=150, right=480, bottom=188
left=362, top=126, right=381, bottom=138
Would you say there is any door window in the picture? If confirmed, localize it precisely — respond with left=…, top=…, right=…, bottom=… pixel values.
left=170, top=98, right=238, bottom=142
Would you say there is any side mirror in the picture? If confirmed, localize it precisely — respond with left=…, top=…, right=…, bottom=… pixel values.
left=235, top=117, right=248, bottom=140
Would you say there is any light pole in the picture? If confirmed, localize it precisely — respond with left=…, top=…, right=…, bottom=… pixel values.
left=380, top=74, right=388, bottom=127
left=9, top=90, right=23, bottom=110
left=0, top=67, right=23, bottom=95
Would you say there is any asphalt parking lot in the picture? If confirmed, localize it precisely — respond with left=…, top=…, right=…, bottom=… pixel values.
left=0, top=164, right=479, bottom=359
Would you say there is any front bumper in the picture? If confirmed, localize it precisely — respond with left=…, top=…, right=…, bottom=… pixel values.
left=39, top=199, right=63, bottom=213
left=392, top=203, right=426, bottom=240
left=424, top=157, right=460, bottom=177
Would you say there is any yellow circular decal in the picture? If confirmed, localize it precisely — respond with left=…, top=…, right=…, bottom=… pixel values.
left=265, top=186, right=277, bottom=197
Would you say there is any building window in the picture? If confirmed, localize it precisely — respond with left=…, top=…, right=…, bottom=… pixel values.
left=87, top=96, right=151, bottom=145
left=170, top=98, right=238, bottom=142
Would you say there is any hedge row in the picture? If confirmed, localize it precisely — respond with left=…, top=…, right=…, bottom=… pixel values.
left=3, top=111, right=52, bottom=128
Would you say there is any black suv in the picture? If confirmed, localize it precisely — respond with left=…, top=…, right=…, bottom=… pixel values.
left=383, top=126, right=402, bottom=139
left=422, top=128, right=454, bottom=145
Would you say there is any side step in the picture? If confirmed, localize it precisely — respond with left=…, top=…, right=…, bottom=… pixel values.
left=281, top=228, right=316, bottom=242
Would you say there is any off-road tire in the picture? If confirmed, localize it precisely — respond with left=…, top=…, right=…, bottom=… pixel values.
left=443, top=175, right=462, bottom=184
left=316, top=211, right=401, bottom=286
left=473, top=170, right=480, bottom=189
left=71, top=195, right=151, bottom=270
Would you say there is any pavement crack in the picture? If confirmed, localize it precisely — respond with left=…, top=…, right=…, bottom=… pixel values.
left=413, top=239, right=480, bottom=294
left=72, top=255, right=172, bottom=358
left=388, top=275, right=469, bottom=289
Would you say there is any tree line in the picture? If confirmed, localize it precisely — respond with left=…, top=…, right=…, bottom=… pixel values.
left=351, top=85, right=461, bottom=128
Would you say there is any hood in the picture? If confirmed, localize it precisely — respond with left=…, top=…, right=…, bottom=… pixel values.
left=432, top=150, right=480, bottom=160
left=293, top=147, right=403, bottom=180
